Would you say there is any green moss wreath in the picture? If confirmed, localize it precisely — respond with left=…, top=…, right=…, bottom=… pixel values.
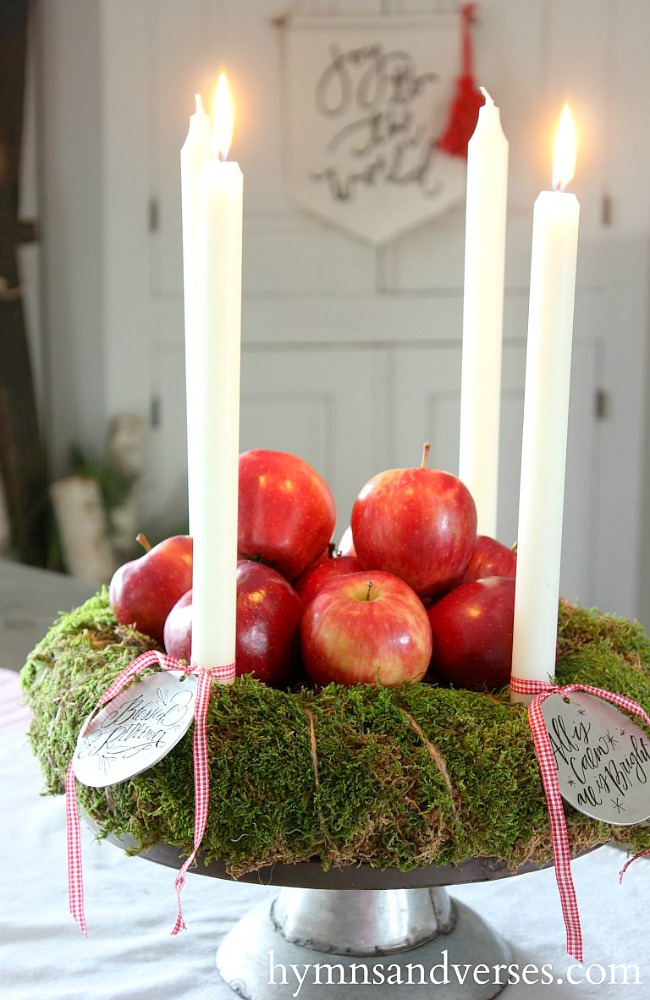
left=20, top=591, right=650, bottom=878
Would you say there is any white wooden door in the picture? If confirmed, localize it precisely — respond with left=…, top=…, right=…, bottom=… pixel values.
left=93, top=0, right=650, bottom=621
left=148, top=343, right=388, bottom=540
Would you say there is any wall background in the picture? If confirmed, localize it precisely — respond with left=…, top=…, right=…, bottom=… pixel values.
left=22, top=0, right=650, bottom=625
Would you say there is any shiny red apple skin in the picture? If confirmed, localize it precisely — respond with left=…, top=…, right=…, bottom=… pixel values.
left=301, top=570, right=432, bottom=687
left=163, top=587, right=193, bottom=659
left=109, top=535, right=193, bottom=644
left=235, top=561, right=304, bottom=685
left=351, top=467, right=477, bottom=598
left=163, top=560, right=304, bottom=688
left=426, top=576, right=516, bottom=691
left=238, top=449, right=336, bottom=581
left=462, top=535, right=517, bottom=583
left=294, top=554, right=364, bottom=607
left=312, top=545, right=333, bottom=566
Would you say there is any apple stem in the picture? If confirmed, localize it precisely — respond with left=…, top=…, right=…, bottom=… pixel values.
left=136, top=532, right=152, bottom=553
left=366, top=581, right=374, bottom=601
left=421, top=442, right=431, bottom=469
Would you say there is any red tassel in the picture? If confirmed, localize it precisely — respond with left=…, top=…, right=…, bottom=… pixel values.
left=437, top=3, right=484, bottom=159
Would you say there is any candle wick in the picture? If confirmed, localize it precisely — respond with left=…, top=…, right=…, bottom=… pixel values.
left=479, top=86, right=494, bottom=106
left=218, top=150, right=228, bottom=163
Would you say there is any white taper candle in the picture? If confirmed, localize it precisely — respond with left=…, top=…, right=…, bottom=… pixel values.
left=184, top=73, right=243, bottom=673
left=459, top=88, right=509, bottom=537
left=511, top=106, right=579, bottom=695
left=181, top=94, right=211, bottom=536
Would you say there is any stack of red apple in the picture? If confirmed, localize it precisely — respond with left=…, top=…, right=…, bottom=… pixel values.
left=109, top=447, right=517, bottom=693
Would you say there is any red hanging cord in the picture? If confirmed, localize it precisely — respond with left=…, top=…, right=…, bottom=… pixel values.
left=437, top=3, right=485, bottom=159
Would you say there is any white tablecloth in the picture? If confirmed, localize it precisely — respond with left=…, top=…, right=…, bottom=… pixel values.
left=2, top=667, right=649, bottom=999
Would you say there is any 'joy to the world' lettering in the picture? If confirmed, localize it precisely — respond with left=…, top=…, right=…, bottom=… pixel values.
left=309, top=44, right=442, bottom=202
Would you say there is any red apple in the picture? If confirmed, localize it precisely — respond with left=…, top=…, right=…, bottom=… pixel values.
left=301, top=570, right=432, bottom=687
left=235, top=561, right=303, bottom=685
left=163, top=560, right=303, bottom=688
left=238, top=449, right=336, bottom=581
left=294, top=554, right=364, bottom=607
left=462, top=535, right=517, bottom=583
left=163, top=588, right=194, bottom=659
left=426, top=576, right=516, bottom=691
left=311, top=545, right=335, bottom=566
left=109, top=534, right=193, bottom=644
left=350, top=451, right=477, bottom=598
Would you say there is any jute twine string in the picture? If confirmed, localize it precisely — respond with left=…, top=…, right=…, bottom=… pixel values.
left=304, top=708, right=336, bottom=850
left=399, top=708, right=458, bottom=812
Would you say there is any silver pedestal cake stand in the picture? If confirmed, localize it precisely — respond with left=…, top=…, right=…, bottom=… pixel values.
left=124, top=840, right=548, bottom=1000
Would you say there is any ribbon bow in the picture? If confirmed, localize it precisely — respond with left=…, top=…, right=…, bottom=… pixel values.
left=65, top=649, right=235, bottom=936
left=510, top=675, right=650, bottom=964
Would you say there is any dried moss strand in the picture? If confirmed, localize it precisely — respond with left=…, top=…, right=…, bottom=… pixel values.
left=398, top=708, right=458, bottom=811
left=304, top=707, right=336, bottom=851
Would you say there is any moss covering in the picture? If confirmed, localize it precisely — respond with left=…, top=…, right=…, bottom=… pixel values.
left=20, top=593, right=650, bottom=877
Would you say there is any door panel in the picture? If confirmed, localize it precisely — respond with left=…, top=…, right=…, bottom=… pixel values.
left=147, top=345, right=387, bottom=541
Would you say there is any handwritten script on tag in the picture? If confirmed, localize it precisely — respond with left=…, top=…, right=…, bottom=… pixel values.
left=541, top=692, right=650, bottom=825
left=72, top=671, right=197, bottom=788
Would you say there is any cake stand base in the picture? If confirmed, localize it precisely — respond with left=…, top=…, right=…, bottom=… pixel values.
left=216, top=886, right=512, bottom=999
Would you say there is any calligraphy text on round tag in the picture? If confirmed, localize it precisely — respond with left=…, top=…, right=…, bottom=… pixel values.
left=72, top=670, right=197, bottom=788
left=540, top=691, right=650, bottom=825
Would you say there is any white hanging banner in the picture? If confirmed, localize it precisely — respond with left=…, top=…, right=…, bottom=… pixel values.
left=282, top=14, right=466, bottom=245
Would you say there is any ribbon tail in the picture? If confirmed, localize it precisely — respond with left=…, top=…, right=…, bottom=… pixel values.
left=528, top=698, right=583, bottom=964
left=171, top=667, right=213, bottom=935
left=551, top=831, right=583, bottom=964
left=511, top=675, right=650, bottom=963
left=619, top=847, right=650, bottom=884
left=65, top=650, right=185, bottom=936
left=65, top=762, right=88, bottom=936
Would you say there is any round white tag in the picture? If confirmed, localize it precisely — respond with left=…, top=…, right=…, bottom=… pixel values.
left=541, top=691, right=650, bottom=826
left=72, top=670, right=197, bottom=788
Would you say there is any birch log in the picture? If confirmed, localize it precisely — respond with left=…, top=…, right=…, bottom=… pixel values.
left=50, top=475, right=115, bottom=585
left=107, top=414, right=145, bottom=560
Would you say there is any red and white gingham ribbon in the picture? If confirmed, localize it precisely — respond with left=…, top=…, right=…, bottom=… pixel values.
left=510, top=674, right=650, bottom=964
left=66, top=649, right=235, bottom=936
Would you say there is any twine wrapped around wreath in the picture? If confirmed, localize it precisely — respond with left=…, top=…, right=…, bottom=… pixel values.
left=20, top=591, right=650, bottom=880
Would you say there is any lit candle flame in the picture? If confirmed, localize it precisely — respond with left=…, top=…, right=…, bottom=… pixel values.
left=552, top=104, right=576, bottom=192
left=212, top=72, right=234, bottom=161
